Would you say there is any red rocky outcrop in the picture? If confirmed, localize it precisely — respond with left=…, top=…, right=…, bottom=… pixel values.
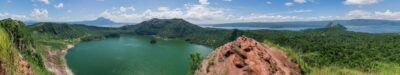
left=195, top=36, right=301, bottom=75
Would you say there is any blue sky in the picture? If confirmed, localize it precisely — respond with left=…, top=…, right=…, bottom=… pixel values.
left=1, top=0, right=400, bottom=24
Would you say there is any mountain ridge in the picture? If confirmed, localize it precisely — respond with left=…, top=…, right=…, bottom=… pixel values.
left=212, top=19, right=400, bottom=28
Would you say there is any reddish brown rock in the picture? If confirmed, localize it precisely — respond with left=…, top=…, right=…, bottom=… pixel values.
left=0, top=61, right=4, bottom=75
left=195, top=36, right=301, bottom=75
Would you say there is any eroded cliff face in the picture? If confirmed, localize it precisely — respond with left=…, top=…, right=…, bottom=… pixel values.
left=43, top=45, right=74, bottom=75
left=195, top=36, right=301, bottom=75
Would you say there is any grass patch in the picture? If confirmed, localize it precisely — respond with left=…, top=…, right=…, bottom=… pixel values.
left=264, top=40, right=400, bottom=75
left=263, top=40, right=311, bottom=74
left=0, top=27, right=19, bottom=74
left=309, top=62, right=400, bottom=75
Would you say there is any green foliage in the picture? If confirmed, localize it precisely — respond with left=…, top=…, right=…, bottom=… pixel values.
left=263, top=41, right=311, bottom=73
left=30, top=22, right=123, bottom=41
left=122, top=18, right=203, bottom=38
left=94, top=18, right=400, bottom=74
left=184, top=28, right=234, bottom=48
left=3, top=18, right=399, bottom=75
left=188, top=53, right=202, bottom=75
left=0, top=19, right=53, bottom=75
left=229, top=29, right=244, bottom=41
left=241, top=24, right=400, bottom=73
left=0, top=26, right=20, bottom=75
left=309, top=62, right=400, bottom=75
left=0, top=18, right=34, bottom=52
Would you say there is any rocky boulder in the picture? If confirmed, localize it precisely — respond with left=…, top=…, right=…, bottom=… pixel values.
left=195, top=36, right=301, bottom=75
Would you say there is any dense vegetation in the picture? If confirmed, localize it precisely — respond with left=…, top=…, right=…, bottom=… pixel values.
left=0, top=19, right=52, bottom=75
left=122, top=18, right=202, bottom=38
left=0, top=18, right=125, bottom=75
left=2, top=18, right=400, bottom=75
left=242, top=23, right=400, bottom=72
left=188, top=53, right=202, bottom=75
left=122, top=19, right=400, bottom=74
left=30, top=22, right=123, bottom=41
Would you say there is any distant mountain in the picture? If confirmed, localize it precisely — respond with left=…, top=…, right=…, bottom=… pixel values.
left=23, top=21, right=38, bottom=25
left=212, top=19, right=400, bottom=28
left=69, top=17, right=126, bottom=25
left=23, top=17, right=135, bottom=26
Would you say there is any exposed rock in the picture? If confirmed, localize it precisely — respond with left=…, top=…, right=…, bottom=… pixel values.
left=18, top=55, right=32, bottom=75
left=44, top=45, right=74, bottom=75
left=0, top=61, right=4, bottom=75
left=195, top=36, right=301, bottom=75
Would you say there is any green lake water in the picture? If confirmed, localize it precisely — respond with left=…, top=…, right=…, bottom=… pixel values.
left=66, top=35, right=212, bottom=75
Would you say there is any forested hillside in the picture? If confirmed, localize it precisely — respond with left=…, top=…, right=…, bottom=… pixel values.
left=0, top=19, right=52, bottom=75
left=0, top=18, right=124, bottom=75
left=2, top=18, right=400, bottom=75
left=243, top=23, right=400, bottom=74
left=121, top=19, right=400, bottom=74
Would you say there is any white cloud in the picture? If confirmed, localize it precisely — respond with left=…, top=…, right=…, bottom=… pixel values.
left=294, top=0, right=307, bottom=4
left=118, top=6, right=135, bottom=13
left=0, top=13, right=27, bottom=20
left=238, top=14, right=346, bottom=22
left=100, top=1, right=231, bottom=23
left=95, top=0, right=395, bottom=23
left=345, top=10, right=400, bottom=20
left=238, top=9, right=400, bottom=22
left=345, top=10, right=372, bottom=18
left=290, top=9, right=313, bottom=13
left=54, top=3, right=64, bottom=8
left=199, top=0, right=210, bottom=5
left=344, top=0, right=380, bottom=5
left=374, top=10, right=400, bottom=19
left=30, top=8, right=48, bottom=19
left=185, top=5, right=231, bottom=22
left=285, top=2, right=294, bottom=6
left=38, top=0, right=50, bottom=4
left=239, top=14, right=301, bottom=22
left=157, top=7, right=170, bottom=11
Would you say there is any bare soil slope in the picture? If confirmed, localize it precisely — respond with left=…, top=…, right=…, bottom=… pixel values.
left=195, top=36, right=301, bottom=75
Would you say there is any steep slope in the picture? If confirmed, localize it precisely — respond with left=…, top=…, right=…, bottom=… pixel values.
left=0, top=19, right=51, bottom=75
left=195, top=36, right=301, bottom=75
left=29, top=22, right=124, bottom=75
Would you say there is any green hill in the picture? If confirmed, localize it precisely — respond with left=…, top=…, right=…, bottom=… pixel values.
left=30, top=22, right=122, bottom=41
left=122, top=18, right=203, bottom=38
left=0, top=19, right=52, bottom=75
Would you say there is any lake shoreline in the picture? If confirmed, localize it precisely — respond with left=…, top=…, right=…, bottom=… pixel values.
left=65, top=35, right=212, bottom=75
left=44, top=44, right=75, bottom=75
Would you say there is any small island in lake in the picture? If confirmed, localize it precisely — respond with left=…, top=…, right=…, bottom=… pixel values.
left=150, top=39, right=157, bottom=44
